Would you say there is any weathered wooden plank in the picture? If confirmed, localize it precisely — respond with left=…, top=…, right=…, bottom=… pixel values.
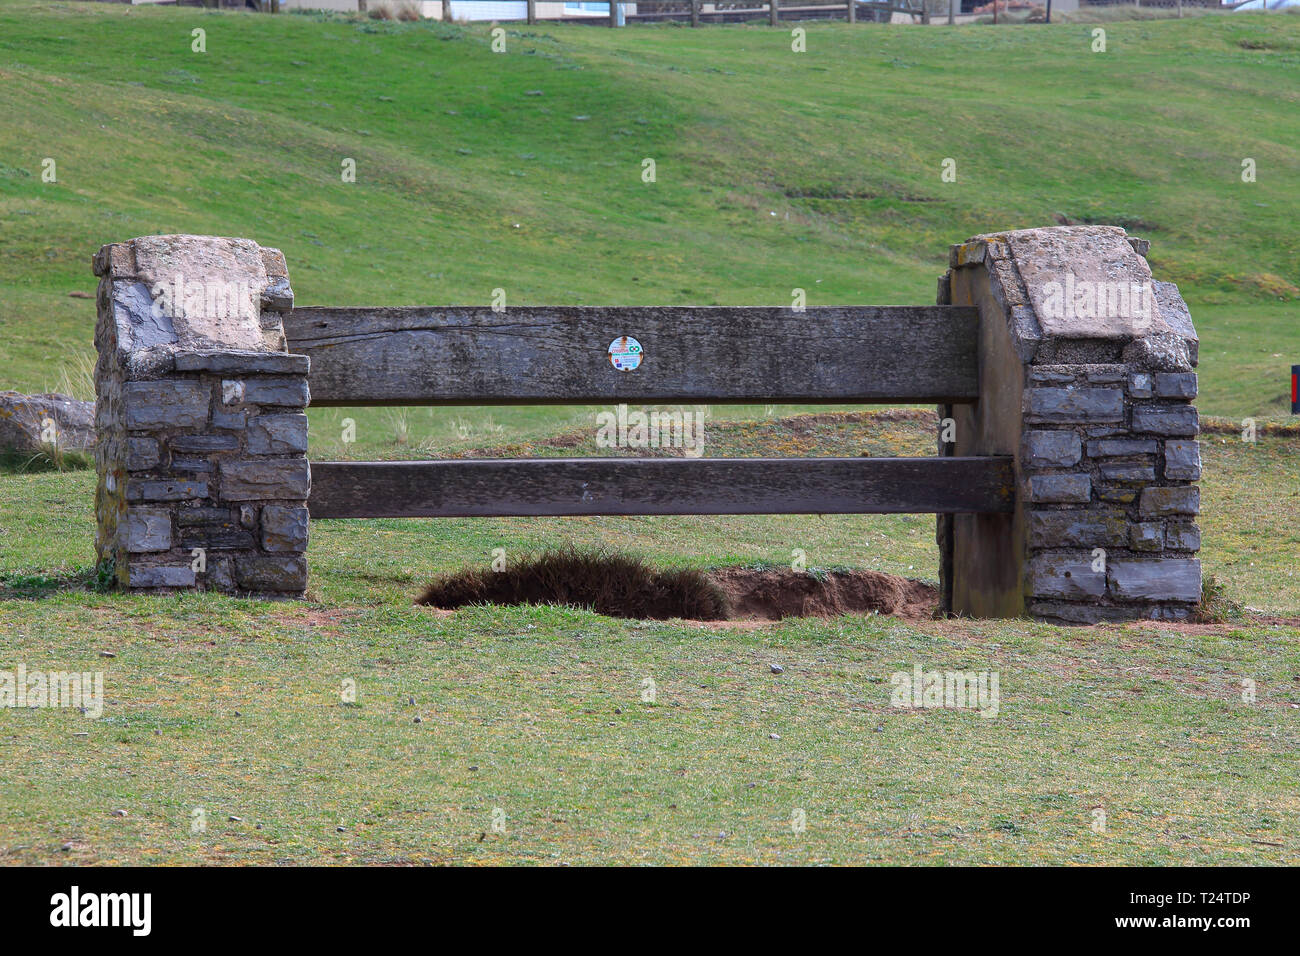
left=283, top=305, right=980, bottom=406
left=308, top=456, right=1014, bottom=518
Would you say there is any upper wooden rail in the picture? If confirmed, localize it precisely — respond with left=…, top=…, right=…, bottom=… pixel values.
left=283, top=305, right=980, bottom=407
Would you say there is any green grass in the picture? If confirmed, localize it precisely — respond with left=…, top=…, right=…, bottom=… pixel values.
left=2, top=415, right=1298, bottom=865
left=1, top=4, right=1299, bottom=864
left=2, top=596, right=1296, bottom=865
left=1, top=2, right=1298, bottom=423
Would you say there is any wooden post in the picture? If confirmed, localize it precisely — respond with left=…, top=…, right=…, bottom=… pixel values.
left=770, top=0, right=778, bottom=26
left=691, top=0, right=700, bottom=26
left=848, top=0, right=856, bottom=24
left=948, top=0, right=955, bottom=25
left=528, top=0, right=536, bottom=24
left=358, top=0, right=367, bottom=12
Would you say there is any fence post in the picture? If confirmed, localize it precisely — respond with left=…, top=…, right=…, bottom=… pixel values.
left=770, top=0, right=778, bottom=26
left=691, top=0, right=700, bottom=27
left=528, top=0, right=536, bottom=24
left=93, top=236, right=311, bottom=597
left=611, top=1, right=619, bottom=25
left=938, top=226, right=1201, bottom=623
left=848, top=0, right=856, bottom=24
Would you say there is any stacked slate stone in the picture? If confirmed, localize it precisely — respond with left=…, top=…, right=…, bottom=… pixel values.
left=938, top=226, right=1201, bottom=623
left=93, top=235, right=310, bottom=596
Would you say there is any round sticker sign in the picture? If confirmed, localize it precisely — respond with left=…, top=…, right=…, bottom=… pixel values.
left=608, top=335, right=643, bottom=372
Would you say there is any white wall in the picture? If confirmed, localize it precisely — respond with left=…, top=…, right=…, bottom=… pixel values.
left=446, top=0, right=528, bottom=17
left=281, top=0, right=364, bottom=10
left=282, top=0, right=630, bottom=15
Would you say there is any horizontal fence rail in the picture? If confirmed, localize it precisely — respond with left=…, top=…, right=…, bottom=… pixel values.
left=308, top=456, right=1015, bottom=519
left=284, top=306, right=981, bottom=407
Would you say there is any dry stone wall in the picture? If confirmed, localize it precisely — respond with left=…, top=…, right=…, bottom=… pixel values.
left=93, top=235, right=310, bottom=597
left=938, top=225, right=1201, bottom=623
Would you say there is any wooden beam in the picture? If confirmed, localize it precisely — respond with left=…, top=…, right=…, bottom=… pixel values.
left=308, top=456, right=1015, bottom=518
left=691, top=0, right=700, bottom=26
left=770, top=0, right=779, bottom=25
left=284, top=305, right=981, bottom=406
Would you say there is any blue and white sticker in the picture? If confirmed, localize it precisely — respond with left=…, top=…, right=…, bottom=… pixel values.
left=608, top=335, right=643, bottom=372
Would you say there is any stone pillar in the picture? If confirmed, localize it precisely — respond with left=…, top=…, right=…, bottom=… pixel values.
left=93, top=235, right=310, bottom=597
left=938, top=225, right=1201, bottom=623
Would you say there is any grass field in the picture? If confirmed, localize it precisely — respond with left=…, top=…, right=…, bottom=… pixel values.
left=1, top=3, right=1298, bottom=864
left=2, top=412, right=1297, bottom=865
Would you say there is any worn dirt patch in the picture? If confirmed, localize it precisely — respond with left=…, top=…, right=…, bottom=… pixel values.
left=707, top=568, right=937, bottom=622
left=414, top=549, right=937, bottom=623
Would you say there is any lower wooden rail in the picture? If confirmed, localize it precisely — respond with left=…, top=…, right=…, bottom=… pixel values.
left=308, top=456, right=1015, bottom=518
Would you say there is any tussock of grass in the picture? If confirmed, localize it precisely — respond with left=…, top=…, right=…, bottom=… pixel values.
left=417, top=546, right=730, bottom=620
left=1061, top=5, right=1220, bottom=22
left=368, top=1, right=423, bottom=22
left=1202, top=416, right=1300, bottom=437
left=0, top=445, right=93, bottom=474
left=1192, top=573, right=1246, bottom=623
left=0, top=564, right=104, bottom=599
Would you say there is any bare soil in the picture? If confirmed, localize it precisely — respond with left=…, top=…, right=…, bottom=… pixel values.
left=707, top=568, right=937, bottom=622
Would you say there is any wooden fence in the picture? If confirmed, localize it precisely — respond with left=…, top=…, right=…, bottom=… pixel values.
left=515, top=0, right=928, bottom=27
left=94, top=227, right=1203, bottom=623
left=281, top=304, right=1014, bottom=519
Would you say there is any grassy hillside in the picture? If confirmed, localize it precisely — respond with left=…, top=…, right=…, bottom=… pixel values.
left=1, top=2, right=1298, bottom=421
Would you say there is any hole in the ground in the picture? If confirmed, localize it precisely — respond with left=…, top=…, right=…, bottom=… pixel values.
left=415, top=548, right=937, bottom=622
